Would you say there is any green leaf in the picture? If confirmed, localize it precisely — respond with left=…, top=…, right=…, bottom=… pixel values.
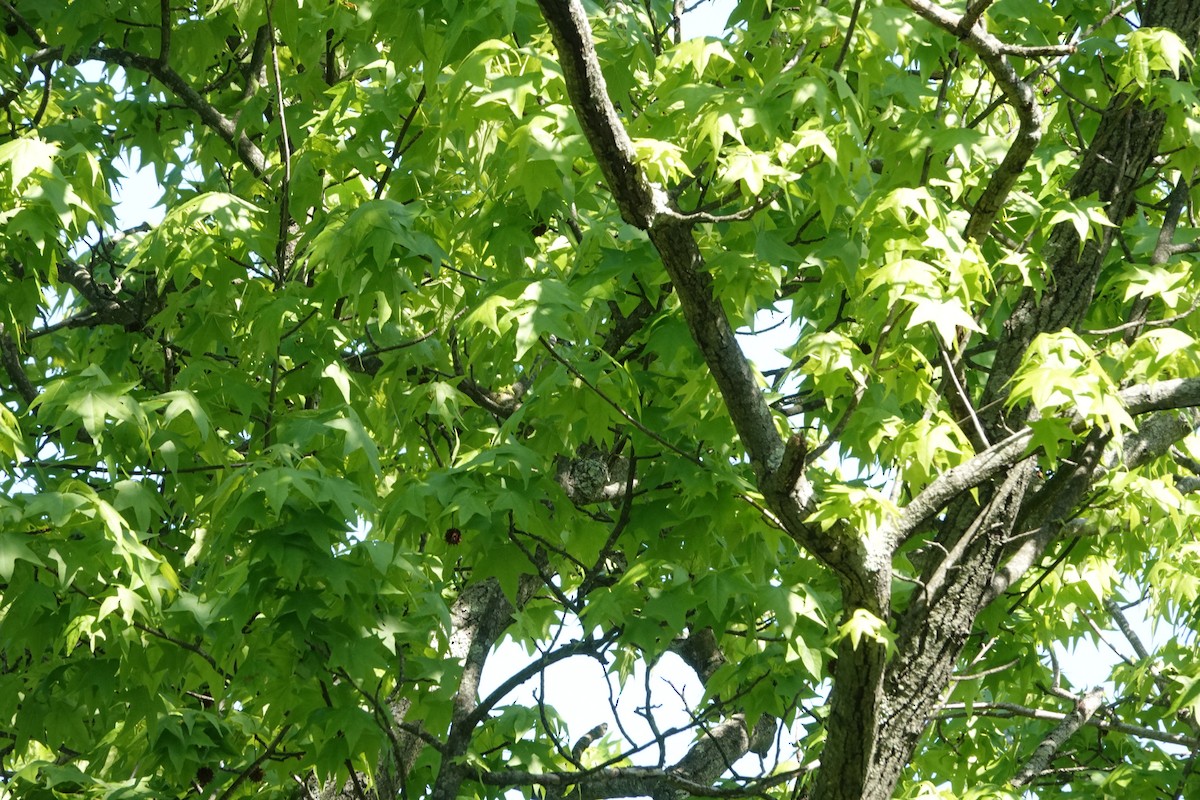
left=837, top=609, right=896, bottom=654
left=906, top=296, right=983, bottom=347
left=158, top=390, right=211, bottom=441
left=0, top=533, right=44, bottom=580
left=508, top=279, right=586, bottom=359
left=0, top=137, right=59, bottom=188
left=0, top=405, right=25, bottom=459
left=322, top=362, right=354, bottom=404
left=1047, top=197, right=1114, bottom=248
left=325, top=414, right=381, bottom=473
left=1169, top=674, right=1200, bottom=717
left=1007, top=330, right=1133, bottom=434
left=1118, top=28, right=1194, bottom=87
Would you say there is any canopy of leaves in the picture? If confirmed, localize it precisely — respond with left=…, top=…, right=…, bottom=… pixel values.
left=1, top=1, right=1200, bottom=799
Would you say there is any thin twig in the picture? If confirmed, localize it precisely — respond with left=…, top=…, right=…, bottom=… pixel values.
left=577, top=450, right=638, bottom=599
left=264, top=1, right=293, bottom=281
left=1078, top=609, right=1135, bottom=668
left=832, top=0, right=864, bottom=73
left=940, top=698, right=1197, bottom=748
left=669, top=189, right=781, bottom=224
left=540, top=337, right=702, bottom=466
left=211, top=725, right=292, bottom=800
left=935, top=324, right=990, bottom=449
left=131, top=621, right=228, bottom=678
left=376, top=86, right=427, bottom=199
left=507, top=519, right=581, bottom=614
left=0, top=0, right=44, bottom=44
left=950, top=657, right=1020, bottom=681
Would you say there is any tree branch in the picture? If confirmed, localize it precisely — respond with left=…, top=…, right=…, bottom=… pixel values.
left=466, top=762, right=804, bottom=799
left=375, top=85, right=427, bottom=199
left=1112, top=175, right=1194, bottom=341
left=958, top=0, right=996, bottom=33
left=985, top=412, right=1193, bottom=603
left=892, top=376, right=1200, bottom=546
left=428, top=579, right=516, bottom=800
left=898, top=0, right=1048, bottom=242
left=939, top=698, right=1199, bottom=748
left=533, top=0, right=656, bottom=229
left=534, top=0, right=784, bottom=485
left=669, top=628, right=777, bottom=759
left=467, top=636, right=614, bottom=730
left=157, top=0, right=171, bottom=64
left=540, top=337, right=700, bottom=467
left=430, top=574, right=542, bottom=800
left=212, top=724, right=291, bottom=800
left=264, top=2, right=294, bottom=280
left=0, top=326, right=37, bottom=405
left=82, top=45, right=268, bottom=176
left=1012, top=687, right=1105, bottom=787
left=535, top=0, right=873, bottom=651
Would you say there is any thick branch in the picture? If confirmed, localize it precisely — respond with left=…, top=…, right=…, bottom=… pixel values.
left=1115, top=411, right=1195, bottom=472
left=870, top=465, right=1035, bottom=800
left=1119, top=377, right=1200, bottom=417
left=429, top=578, right=520, bottom=800
left=890, top=426, right=1035, bottom=546
left=958, top=0, right=996, bottom=32
left=53, top=258, right=157, bottom=330
left=1012, top=683, right=1106, bottom=785
left=893, top=376, right=1200, bottom=546
left=1105, top=599, right=1151, bottom=661
left=534, top=0, right=784, bottom=484
left=533, top=0, right=656, bottom=229
left=536, top=31, right=885, bottom=786
left=83, top=45, right=268, bottom=176
left=986, top=413, right=1192, bottom=603
left=467, top=762, right=801, bottom=800
left=669, top=628, right=777, bottom=760
left=0, top=326, right=37, bottom=405
left=898, top=0, right=1047, bottom=242
left=668, top=713, right=773, bottom=789
left=157, top=0, right=171, bottom=64
left=980, top=0, right=1200, bottom=434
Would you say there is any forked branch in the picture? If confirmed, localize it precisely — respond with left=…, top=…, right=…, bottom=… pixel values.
left=899, top=0, right=1056, bottom=242
left=893, top=375, right=1200, bottom=546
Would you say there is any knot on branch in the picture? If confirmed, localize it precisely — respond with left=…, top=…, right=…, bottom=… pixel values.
left=556, top=443, right=632, bottom=505
left=54, top=258, right=162, bottom=332
left=571, top=722, right=608, bottom=761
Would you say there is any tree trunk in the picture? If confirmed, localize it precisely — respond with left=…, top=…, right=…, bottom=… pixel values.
left=825, top=1, right=1200, bottom=795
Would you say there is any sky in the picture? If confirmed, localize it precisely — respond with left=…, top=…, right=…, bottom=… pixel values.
left=684, top=0, right=735, bottom=39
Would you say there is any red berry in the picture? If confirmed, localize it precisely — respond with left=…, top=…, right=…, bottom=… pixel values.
left=444, top=527, right=462, bottom=545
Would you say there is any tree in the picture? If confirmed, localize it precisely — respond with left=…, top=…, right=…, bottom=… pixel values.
left=2, top=0, right=1200, bottom=796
